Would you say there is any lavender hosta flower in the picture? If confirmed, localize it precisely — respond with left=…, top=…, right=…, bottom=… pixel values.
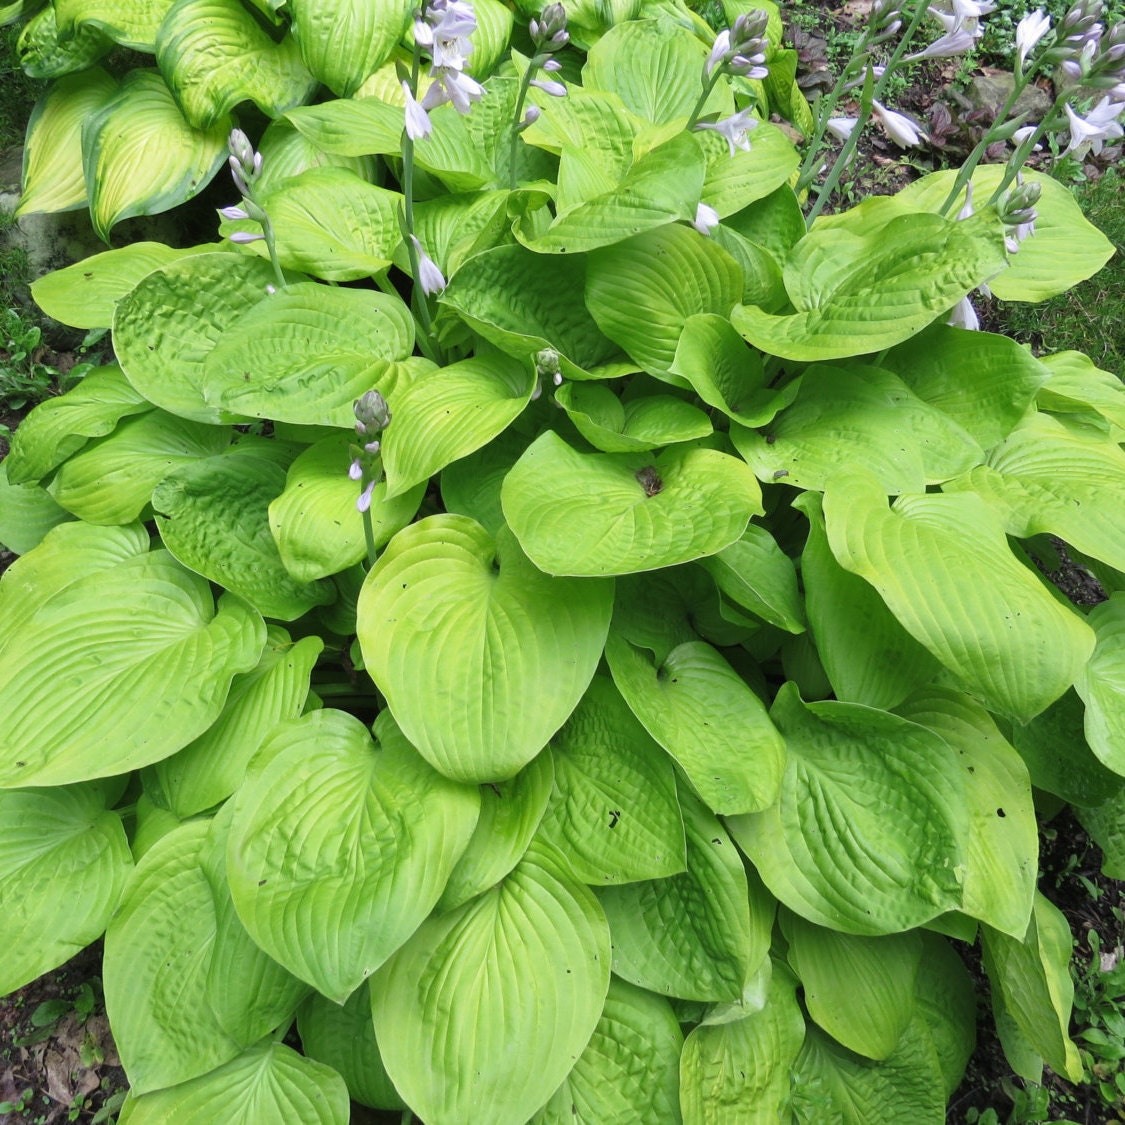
left=905, top=26, right=976, bottom=60
left=825, top=116, right=859, bottom=143
left=706, top=29, right=732, bottom=77
left=692, top=202, right=721, bottom=236
left=410, top=235, right=447, bottom=295
left=694, top=106, right=758, bottom=157
left=955, top=181, right=975, bottom=220
left=1011, top=124, right=1043, bottom=150
left=872, top=100, right=925, bottom=147
left=422, top=66, right=485, bottom=114
left=402, top=81, right=433, bottom=141
left=1063, top=96, right=1125, bottom=154
left=948, top=295, right=980, bottom=331
left=530, top=3, right=569, bottom=50
left=357, top=479, right=378, bottom=514
left=727, top=52, right=769, bottom=79
left=229, top=231, right=265, bottom=244
left=1016, top=9, right=1051, bottom=68
left=530, top=77, right=567, bottom=96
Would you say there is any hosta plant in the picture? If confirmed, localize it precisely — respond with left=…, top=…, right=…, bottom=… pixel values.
left=1, top=0, right=1124, bottom=1121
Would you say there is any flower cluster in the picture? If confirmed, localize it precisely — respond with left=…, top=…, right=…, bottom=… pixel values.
left=222, top=129, right=267, bottom=244
left=690, top=11, right=769, bottom=153
left=527, top=3, right=570, bottom=99
left=403, top=0, right=483, bottom=141
left=350, top=391, right=392, bottom=514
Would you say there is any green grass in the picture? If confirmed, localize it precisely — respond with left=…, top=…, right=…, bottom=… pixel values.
left=991, top=169, right=1125, bottom=377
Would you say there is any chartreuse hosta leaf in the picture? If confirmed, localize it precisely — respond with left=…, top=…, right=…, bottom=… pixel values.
left=911, top=934, right=977, bottom=1096
left=698, top=523, right=805, bottom=634
left=531, top=976, right=683, bottom=1124
left=0, top=551, right=264, bottom=787
left=1077, top=595, right=1125, bottom=775
left=879, top=324, right=1049, bottom=449
left=795, top=492, right=939, bottom=710
left=439, top=428, right=527, bottom=538
left=157, top=0, right=317, bottom=129
left=54, top=0, right=174, bottom=49
left=679, top=961, right=806, bottom=1124
left=554, top=382, right=712, bottom=453
left=822, top=469, right=1094, bottom=722
left=381, top=350, right=535, bottom=498
left=151, top=626, right=324, bottom=818
left=153, top=452, right=334, bottom=621
left=47, top=409, right=230, bottom=524
left=83, top=70, right=231, bottom=241
left=728, top=684, right=967, bottom=935
left=297, top=984, right=405, bottom=1111
left=115, top=1041, right=349, bottom=1124
left=1037, top=350, right=1125, bottom=432
left=358, top=516, right=612, bottom=782
left=227, top=709, right=479, bottom=1001
left=502, top=432, right=763, bottom=577
left=371, top=839, right=611, bottom=1125
left=894, top=166, right=1114, bottom=302
left=791, top=1016, right=948, bottom=1124
left=440, top=244, right=631, bottom=381
left=17, top=68, right=116, bottom=216
left=0, top=781, right=132, bottom=994
left=269, top=434, right=425, bottom=583
left=201, top=284, right=415, bottom=427
left=893, top=686, right=1036, bottom=939
left=284, top=97, right=404, bottom=157
left=732, top=364, right=983, bottom=493
left=0, top=466, right=72, bottom=555
left=437, top=749, right=555, bottom=912
left=5, top=365, right=151, bottom=485
left=536, top=675, right=686, bottom=884
left=982, top=893, right=1083, bottom=1083
left=401, top=189, right=509, bottom=278
left=605, top=632, right=785, bottom=816
left=586, top=222, right=745, bottom=380
left=518, top=132, right=706, bottom=254
left=946, top=412, right=1125, bottom=573
left=698, top=123, right=800, bottom=217
left=597, top=788, right=769, bottom=1001
left=732, top=212, right=1007, bottom=362
left=582, top=18, right=730, bottom=125
left=18, top=5, right=112, bottom=79
left=253, top=117, right=380, bottom=190
left=783, top=912, right=921, bottom=1060
left=113, top=251, right=280, bottom=423
left=289, top=0, right=411, bottom=95
left=670, top=313, right=798, bottom=429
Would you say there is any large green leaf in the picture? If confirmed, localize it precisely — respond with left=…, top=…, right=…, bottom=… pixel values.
left=0, top=782, right=132, bottom=994
left=728, top=683, right=967, bottom=935
left=116, top=1041, right=349, bottom=1124
left=502, top=432, right=763, bottom=576
left=297, top=984, right=405, bottom=1110
left=532, top=976, right=684, bottom=1124
left=537, top=675, right=687, bottom=884
left=358, top=516, right=612, bottom=781
left=113, top=251, right=280, bottom=423
left=440, top=244, right=629, bottom=380
left=732, top=363, right=983, bottom=493
left=157, top=0, right=317, bottom=128
left=47, top=410, right=230, bottom=524
left=201, top=284, right=415, bottom=427
left=597, top=788, right=767, bottom=1001
left=554, top=383, right=712, bottom=453
left=283, top=96, right=404, bottom=157
left=894, top=166, right=1114, bottom=302
left=16, top=68, right=117, bottom=216
left=893, top=686, right=1037, bottom=939
left=1037, top=349, right=1125, bottom=432
left=679, top=962, right=805, bottom=1125
left=55, top=0, right=175, bottom=49
left=5, top=365, right=152, bottom=485
left=783, top=913, right=921, bottom=1060
left=227, top=709, right=480, bottom=1002
left=289, top=0, right=411, bottom=95
left=0, top=465, right=73, bottom=554
left=153, top=452, right=334, bottom=621
left=879, top=324, right=1049, bottom=449
left=946, top=412, right=1125, bottom=574
left=822, top=468, right=1094, bottom=722
left=794, top=491, right=940, bottom=710
left=732, top=212, right=1007, bottom=362
left=605, top=632, right=785, bottom=815
left=151, top=626, right=323, bottom=818
left=0, top=551, right=265, bottom=787
left=18, top=5, right=112, bottom=79
left=982, top=893, right=1083, bottom=1083
left=1077, top=594, right=1125, bottom=776
left=586, top=223, right=744, bottom=379
left=698, top=123, right=800, bottom=217
left=371, top=840, right=611, bottom=1125
left=268, top=434, right=425, bottom=582
left=104, top=821, right=243, bottom=1094
left=82, top=70, right=230, bottom=241
left=381, top=350, right=535, bottom=498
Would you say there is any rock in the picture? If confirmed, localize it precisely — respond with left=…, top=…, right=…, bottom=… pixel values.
left=964, top=72, right=1053, bottom=122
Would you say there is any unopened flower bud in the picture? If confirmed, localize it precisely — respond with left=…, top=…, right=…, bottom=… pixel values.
left=531, top=3, right=568, bottom=48
left=355, top=389, right=392, bottom=434
left=228, top=128, right=255, bottom=170
left=536, top=348, right=561, bottom=379
left=999, top=179, right=1041, bottom=226
left=531, top=77, right=567, bottom=97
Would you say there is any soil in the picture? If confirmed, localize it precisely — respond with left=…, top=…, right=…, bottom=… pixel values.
left=2, top=6, right=1124, bottom=1123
